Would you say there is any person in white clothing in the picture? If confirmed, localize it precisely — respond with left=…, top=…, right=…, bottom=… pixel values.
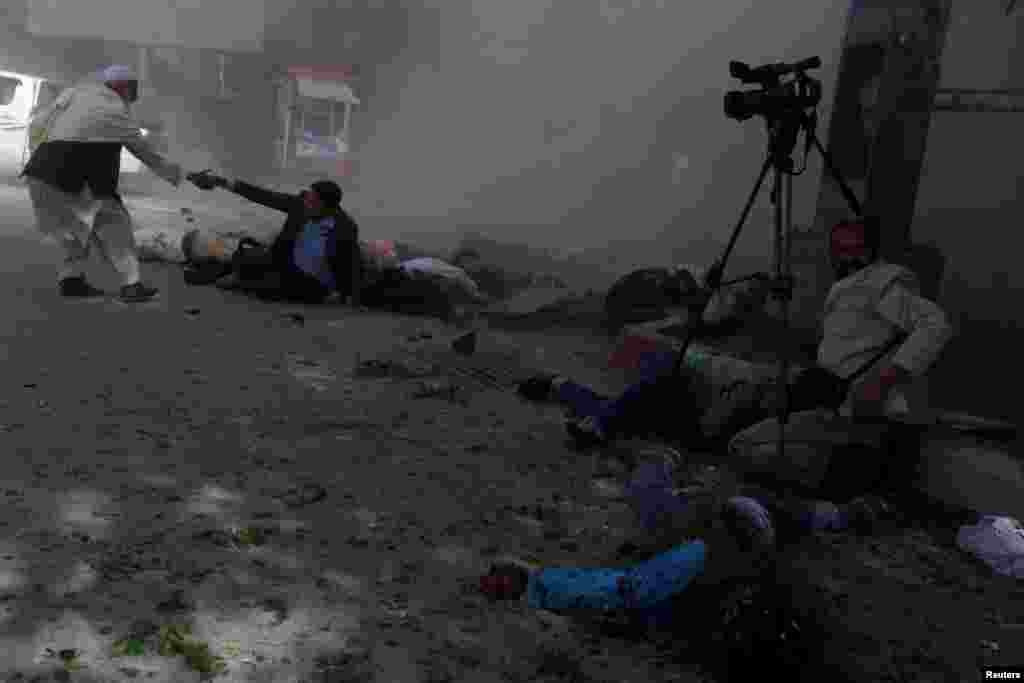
left=524, top=217, right=952, bottom=500
left=21, top=65, right=190, bottom=302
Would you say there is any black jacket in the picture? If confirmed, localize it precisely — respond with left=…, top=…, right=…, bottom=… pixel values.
left=22, top=140, right=123, bottom=198
left=230, top=180, right=362, bottom=300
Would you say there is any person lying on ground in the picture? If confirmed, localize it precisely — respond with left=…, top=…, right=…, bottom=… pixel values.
left=625, top=455, right=893, bottom=545
left=479, top=493, right=775, bottom=609
left=520, top=216, right=952, bottom=503
left=22, top=65, right=193, bottom=303
left=187, top=173, right=361, bottom=305
left=449, top=247, right=529, bottom=300
left=359, top=249, right=490, bottom=319
left=398, top=252, right=489, bottom=303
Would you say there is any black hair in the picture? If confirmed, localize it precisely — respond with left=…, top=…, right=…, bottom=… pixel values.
left=310, top=180, right=343, bottom=209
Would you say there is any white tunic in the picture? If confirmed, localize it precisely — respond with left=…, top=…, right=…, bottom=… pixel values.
left=30, top=81, right=182, bottom=189
left=818, top=261, right=953, bottom=423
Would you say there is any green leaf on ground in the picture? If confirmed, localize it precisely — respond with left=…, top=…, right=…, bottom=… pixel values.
left=234, top=526, right=266, bottom=546
left=112, top=639, right=146, bottom=657
left=157, top=624, right=227, bottom=674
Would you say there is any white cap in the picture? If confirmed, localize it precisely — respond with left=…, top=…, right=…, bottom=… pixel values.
left=101, top=64, right=138, bottom=83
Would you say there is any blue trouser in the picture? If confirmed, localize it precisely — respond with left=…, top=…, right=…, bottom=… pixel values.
left=557, top=351, right=681, bottom=437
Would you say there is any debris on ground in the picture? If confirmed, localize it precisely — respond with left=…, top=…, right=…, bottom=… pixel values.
left=279, top=482, right=328, bottom=509
left=354, top=356, right=440, bottom=380
left=411, top=380, right=461, bottom=402
left=157, top=624, right=228, bottom=675
left=450, top=330, right=477, bottom=355
left=957, top=516, right=1024, bottom=579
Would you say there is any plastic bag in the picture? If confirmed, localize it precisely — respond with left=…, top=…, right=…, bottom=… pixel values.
left=957, top=516, right=1024, bottom=579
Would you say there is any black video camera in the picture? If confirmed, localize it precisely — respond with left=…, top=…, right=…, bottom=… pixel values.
left=724, top=56, right=823, bottom=122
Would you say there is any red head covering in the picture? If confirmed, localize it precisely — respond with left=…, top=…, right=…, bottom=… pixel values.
left=830, top=220, right=869, bottom=260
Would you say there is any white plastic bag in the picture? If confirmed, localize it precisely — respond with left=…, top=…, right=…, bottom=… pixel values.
left=400, top=257, right=485, bottom=302
left=956, top=516, right=1024, bottom=579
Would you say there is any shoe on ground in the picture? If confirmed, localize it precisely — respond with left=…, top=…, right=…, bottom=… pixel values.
left=722, top=496, right=776, bottom=553
left=59, top=276, right=105, bottom=298
left=120, top=282, right=159, bottom=303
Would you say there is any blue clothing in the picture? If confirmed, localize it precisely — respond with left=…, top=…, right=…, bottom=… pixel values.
left=525, top=541, right=706, bottom=611
left=558, top=350, right=680, bottom=436
left=292, top=216, right=338, bottom=290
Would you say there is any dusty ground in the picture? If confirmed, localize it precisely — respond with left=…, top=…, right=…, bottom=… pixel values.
left=0, top=184, right=1020, bottom=682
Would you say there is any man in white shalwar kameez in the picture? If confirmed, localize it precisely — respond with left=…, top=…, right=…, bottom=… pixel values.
left=21, top=65, right=189, bottom=302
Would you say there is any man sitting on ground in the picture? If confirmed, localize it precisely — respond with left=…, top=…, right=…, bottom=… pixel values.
left=188, top=173, right=361, bottom=305
left=520, top=216, right=952, bottom=502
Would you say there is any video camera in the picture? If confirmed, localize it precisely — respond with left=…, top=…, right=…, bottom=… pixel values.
left=724, top=56, right=823, bottom=122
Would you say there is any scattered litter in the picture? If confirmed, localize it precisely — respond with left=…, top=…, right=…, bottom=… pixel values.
left=157, top=624, right=228, bottom=675
left=156, top=589, right=192, bottom=614
left=111, top=639, right=146, bottom=657
left=135, top=226, right=187, bottom=263
left=286, top=355, right=335, bottom=391
left=282, top=312, right=305, bottom=326
left=957, top=516, right=1024, bottom=579
left=412, top=380, right=460, bottom=402
left=184, top=307, right=201, bottom=316
left=279, top=483, right=327, bottom=509
left=234, top=526, right=268, bottom=547
left=354, top=356, right=438, bottom=380
left=41, top=648, right=82, bottom=672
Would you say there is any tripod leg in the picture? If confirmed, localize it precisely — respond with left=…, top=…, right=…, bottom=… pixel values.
left=775, top=171, right=794, bottom=466
left=718, top=154, right=775, bottom=279
left=809, top=130, right=864, bottom=217
left=672, top=154, right=774, bottom=378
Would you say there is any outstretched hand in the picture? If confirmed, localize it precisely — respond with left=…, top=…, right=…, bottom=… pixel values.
left=186, top=170, right=226, bottom=191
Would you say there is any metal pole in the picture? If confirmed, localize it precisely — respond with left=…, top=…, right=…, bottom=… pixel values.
left=218, top=54, right=227, bottom=98
left=282, top=88, right=293, bottom=170
left=329, top=100, right=336, bottom=144
left=772, top=165, right=787, bottom=464
left=777, top=170, right=794, bottom=455
left=21, top=78, right=40, bottom=167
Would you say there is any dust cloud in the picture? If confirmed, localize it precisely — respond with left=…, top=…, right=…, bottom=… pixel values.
left=349, top=1, right=850, bottom=275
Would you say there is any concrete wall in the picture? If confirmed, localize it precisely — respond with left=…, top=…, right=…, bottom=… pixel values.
left=911, top=3, right=1024, bottom=422
left=347, top=1, right=850, bottom=277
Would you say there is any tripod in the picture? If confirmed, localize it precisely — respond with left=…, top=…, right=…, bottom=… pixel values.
left=671, top=108, right=863, bottom=463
